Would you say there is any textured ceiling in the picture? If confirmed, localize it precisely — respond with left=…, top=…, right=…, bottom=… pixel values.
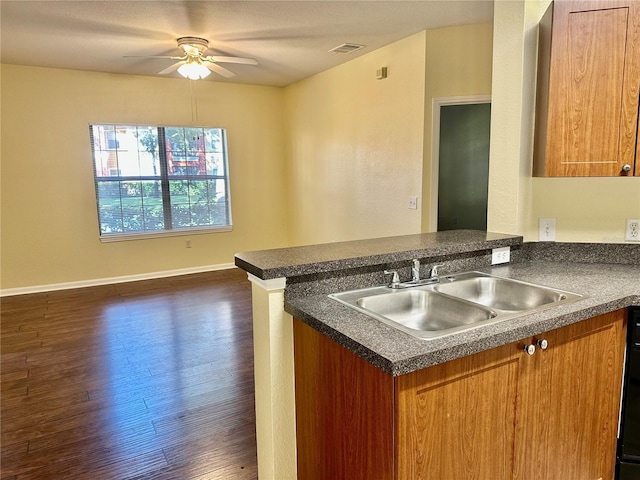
left=0, top=1, right=494, bottom=87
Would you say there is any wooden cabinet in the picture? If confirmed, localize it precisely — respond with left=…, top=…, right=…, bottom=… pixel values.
left=533, top=0, right=640, bottom=177
left=293, top=318, right=395, bottom=479
left=525, top=311, right=625, bottom=479
left=395, top=338, right=522, bottom=479
left=294, top=309, right=626, bottom=479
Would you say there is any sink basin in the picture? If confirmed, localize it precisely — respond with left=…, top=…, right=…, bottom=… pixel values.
left=434, top=272, right=582, bottom=313
left=356, top=290, right=496, bottom=335
left=330, top=286, right=498, bottom=340
left=328, top=271, right=583, bottom=340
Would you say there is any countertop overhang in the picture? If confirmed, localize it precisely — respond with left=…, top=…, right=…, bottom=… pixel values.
left=235, top=230, right=522, bottom=280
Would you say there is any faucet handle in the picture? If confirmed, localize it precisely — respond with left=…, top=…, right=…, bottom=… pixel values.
left=430, top=264, right=444, bottom=278
left=384, top=270, right=400, bottom=288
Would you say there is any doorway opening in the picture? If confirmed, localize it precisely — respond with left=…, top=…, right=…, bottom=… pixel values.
left=430, top=96, right=491, bottom=232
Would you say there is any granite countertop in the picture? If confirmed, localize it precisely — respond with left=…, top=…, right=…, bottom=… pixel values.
left=285, top=261, right=640, bottom=376
left=235, top=230, right=522, bottom=280
left=234, top=230, right=640, bottom=377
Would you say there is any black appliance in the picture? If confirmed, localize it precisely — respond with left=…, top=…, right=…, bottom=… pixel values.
left=617, top=307, right=640, bottom=479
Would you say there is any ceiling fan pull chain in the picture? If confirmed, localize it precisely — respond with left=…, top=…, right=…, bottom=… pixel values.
left=190, top=79, right=199, bottom=124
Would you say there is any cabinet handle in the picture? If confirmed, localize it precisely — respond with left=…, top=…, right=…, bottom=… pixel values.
left=524, top=344, right=536, bottom=355
left=537, top=339, right=549, bottom=350
left=622, top=164, right=632, bottom=173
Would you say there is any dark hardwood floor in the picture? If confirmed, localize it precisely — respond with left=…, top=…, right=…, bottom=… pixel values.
left=0, top=268, right=257, bottom=480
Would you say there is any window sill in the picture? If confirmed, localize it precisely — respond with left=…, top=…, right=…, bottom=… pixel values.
left=99, top=226, right=233, bottom=243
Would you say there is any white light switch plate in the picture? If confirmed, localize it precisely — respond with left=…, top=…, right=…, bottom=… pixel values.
left=539, top=218, right=556, bottom=241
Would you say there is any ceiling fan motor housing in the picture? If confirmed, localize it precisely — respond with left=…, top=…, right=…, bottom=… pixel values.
left=177, top=37, right=209, bottom=55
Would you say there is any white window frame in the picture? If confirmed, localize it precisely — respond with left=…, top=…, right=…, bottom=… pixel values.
left=90, top=124, right=233, bottom=242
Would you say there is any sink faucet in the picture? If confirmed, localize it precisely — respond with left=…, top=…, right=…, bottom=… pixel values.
left=412, top=259, right=443, bottom=283
left=411, top=259, right=421, bottom=282
left=385, top=262, right=445, bottom=289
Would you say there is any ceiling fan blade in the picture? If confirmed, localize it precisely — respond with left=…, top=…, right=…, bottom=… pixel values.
left=206, top=55, right=258, bottom=65
left=123, top=55, right=185, bottom=60
left=204, top=62, right=236, bottom=78
left=158, top=61, right=184, bottom=75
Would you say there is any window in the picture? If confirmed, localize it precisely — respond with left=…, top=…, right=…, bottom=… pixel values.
left=90, top=124, right=232, bottom=241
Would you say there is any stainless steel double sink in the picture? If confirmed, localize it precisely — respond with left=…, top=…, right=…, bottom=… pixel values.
left=328, top=271, right=583, bottom=340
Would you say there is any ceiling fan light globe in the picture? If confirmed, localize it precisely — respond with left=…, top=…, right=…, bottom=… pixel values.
left=177, top=61, right=210, bottom=80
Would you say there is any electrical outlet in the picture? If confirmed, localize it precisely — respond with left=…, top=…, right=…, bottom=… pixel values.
left=626, top=219, right=640, bottom=242
left=492, top=246, right=511, bottom=265
left=186, top=240, right=192, bottom=248
left=539, top=218, right=556, bottom=241
left=408, top=196, right=418, bottom=210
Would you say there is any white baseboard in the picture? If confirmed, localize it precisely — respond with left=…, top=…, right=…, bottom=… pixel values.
left=0, top=263, right=237, bottom=297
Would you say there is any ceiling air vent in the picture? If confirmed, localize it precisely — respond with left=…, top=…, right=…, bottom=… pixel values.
left=329, top=43, right=365, bottom=54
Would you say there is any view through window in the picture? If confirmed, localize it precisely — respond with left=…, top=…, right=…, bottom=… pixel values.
left=90, top=125, right=231, bottom=239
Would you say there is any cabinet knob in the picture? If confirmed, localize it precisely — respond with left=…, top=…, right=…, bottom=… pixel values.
left=524, top=344, right=536, bottom=355
left=537, top=339, right=549, bottom=350
left=622, top=164, right=632, bottom=173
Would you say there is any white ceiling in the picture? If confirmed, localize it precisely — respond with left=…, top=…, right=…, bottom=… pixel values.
left=0, top=0, right=493, bottom=87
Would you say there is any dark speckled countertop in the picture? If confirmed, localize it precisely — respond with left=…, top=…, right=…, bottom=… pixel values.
left=235, top=230, right=522, bottom=280
left=286, top=261, right=640, bottom=376
left=235, top=231, right=640, bottom=376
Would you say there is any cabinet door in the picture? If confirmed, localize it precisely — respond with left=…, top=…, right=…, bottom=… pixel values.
left=543, top=1, right=640, bottom=176
left=524, top=310, right=625, bottom=480
left=293, top=318, right=395, bottom=480
left=395, top=342, right=525, bottom=480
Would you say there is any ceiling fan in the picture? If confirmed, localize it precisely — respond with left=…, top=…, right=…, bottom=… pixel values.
left=125, top=36, right=258, bottom=80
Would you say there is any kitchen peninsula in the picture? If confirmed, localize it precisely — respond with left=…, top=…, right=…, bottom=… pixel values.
left=235, top=230, right=640, bottom=479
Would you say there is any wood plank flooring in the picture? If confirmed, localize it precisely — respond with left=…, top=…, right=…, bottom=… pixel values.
left=0, top=268, right=257, bottom=480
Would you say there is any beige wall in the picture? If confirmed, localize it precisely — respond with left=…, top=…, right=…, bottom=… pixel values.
left=487, top=0, right=536, bottom=236
left=3, top=5, right=639, bottom=291
left=421, top=23, right=494, bottom=230
left=283, top=32, right=426, bottom=246
left=1, top=65, right=288, bottom=290
left=527, top=178, right=640, bottom=242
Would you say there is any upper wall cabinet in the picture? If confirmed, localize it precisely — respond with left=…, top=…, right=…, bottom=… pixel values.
left=534, top=0, right=640, bottom=177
